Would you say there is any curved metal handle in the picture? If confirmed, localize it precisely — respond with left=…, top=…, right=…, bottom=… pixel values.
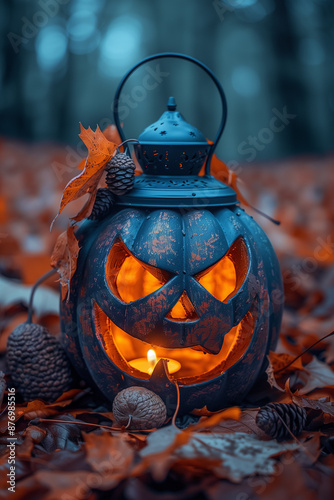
left=113, top=52, right=228, bottom=175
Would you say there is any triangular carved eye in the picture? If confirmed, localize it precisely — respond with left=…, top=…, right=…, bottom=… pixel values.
left=106, top=239, right=172, bottom=302
left=194, top=237, right=249, bottom=302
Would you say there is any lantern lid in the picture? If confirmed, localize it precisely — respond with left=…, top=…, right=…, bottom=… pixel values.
left=116, top=174, right=237, bottom=208
left=138, top=97, right=207, bottom=145
left=134, top=97, right=210, bottom=176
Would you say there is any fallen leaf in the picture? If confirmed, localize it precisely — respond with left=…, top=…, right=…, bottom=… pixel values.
left=215, top=410, right=269, bottom=439
left=38, top=415, right=82, bottom=452
left=84, top=431, right=134, bottom=488
left=191, top=405, right=219, bottom=416
left=259, top=459, right=316, bottom=500
left=20, top=400, right=60, bottom=421
left=191, top=407, right=241, bottom=431
left=289, top=391, right=334, bottom=416
left=269, top=351, right=305, bottom=375
left=9, top=469, right=91, bottom=500
left=265, top=358, right=285, bottom=392
left=140, top=427, right=299, bottom=483
left=298, top=357, right=334, bottom=394
left=50, top=225, right=80, bottom=301
left=52, top=388, right=87, bottom=405
left=133, top=408, right=240, bottom=480
left=16, top=425, right=47, bottom=459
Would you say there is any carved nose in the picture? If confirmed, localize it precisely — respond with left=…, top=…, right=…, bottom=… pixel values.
left=165, top=291, right=199, bottom=322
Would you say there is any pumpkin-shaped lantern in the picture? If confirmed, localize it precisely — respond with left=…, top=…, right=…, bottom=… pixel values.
left=61, top=53, right=283, bottom=414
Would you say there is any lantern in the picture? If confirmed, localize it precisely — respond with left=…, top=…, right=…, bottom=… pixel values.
left=61, top=54, right=283, bottom=414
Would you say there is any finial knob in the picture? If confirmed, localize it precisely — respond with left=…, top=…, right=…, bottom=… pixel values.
left=167, top=96, right=177, bottom=111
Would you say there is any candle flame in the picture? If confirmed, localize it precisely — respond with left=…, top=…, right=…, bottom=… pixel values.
left=147, top=349, right=157, bottom=367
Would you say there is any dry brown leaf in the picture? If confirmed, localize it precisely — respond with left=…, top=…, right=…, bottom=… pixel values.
left=83, top=431, right=134, bottom=488
left=20, top=400, right=60, bottom=421
left=269, top=351, right=305, bottom=375
left=298, top=357, right=334, bottom=394
left=51, top=388, right=86, bottom=405
left=285, top=378, right=334, bottom=415
left=215, top=411, right=269, bottom=439
left=265, top=359, right=285, bottom=392
left=15, top=390, right=84, bottom=421
left=132, top=407, right=240, bottom=479
left=191, top=405, right=220, bottom=416
left=16, top=425, right=47, bottom=459
left=191, top=407, right=241, bottom=431
left=259, top=459, right=317, bottom=500
left=139, top=427, right=299, bottom=483
left=52, top=124, right=117, bottom=224
left=50, top=225, right=80, bottom=301
left=293, top=394, right=334, bottom=416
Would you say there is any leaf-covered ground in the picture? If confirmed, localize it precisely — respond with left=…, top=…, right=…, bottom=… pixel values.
left=0, top=140, right=334, bottom=499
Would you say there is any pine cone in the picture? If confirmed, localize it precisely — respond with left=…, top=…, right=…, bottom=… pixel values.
left=6, top=323, right=73, bottom=402
left=89, top=188, right=115, bottom=221
left=256, top=402, right=307, bottom=441
left=105, top=153, right=136, bottom=195
left=112, top=387, right=167, bottom=430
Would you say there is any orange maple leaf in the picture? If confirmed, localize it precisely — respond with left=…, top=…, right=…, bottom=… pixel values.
left=207, top=154, right=251, bottom=208
left=202, top=152, right=279, bottom=224
left=52, top=124, right=117, bottom=226
left=50, top=225, right=80, bottom=301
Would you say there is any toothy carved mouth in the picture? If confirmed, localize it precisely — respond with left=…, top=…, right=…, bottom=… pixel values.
left=93, top=302, right=255, bottom=385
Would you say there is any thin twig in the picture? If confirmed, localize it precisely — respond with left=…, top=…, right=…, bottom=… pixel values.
left=36, top=417, right=156, bottom=433
left=275, top=330, right=334, bottom=374
left=0, top=404, right=8, bottom=416
left=248, top=205, right=281, bottom=225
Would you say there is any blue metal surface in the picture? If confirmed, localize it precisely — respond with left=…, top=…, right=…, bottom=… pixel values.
left=61, top=53, right=283, bottom=414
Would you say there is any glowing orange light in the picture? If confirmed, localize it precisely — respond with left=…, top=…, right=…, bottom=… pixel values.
left=147, top=349, right=157, bottom=368
left=128, top=348, right=181, bottom=375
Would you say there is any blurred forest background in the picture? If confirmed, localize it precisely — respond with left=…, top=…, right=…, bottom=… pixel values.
left=1, top=0, right=334, bottom=161
left=0, top=0, right=333, bottom=286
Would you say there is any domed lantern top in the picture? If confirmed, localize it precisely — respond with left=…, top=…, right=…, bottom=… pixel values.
left=113, top=53, right=237, bottom=208
left=136, top=96, right=209, bottom=176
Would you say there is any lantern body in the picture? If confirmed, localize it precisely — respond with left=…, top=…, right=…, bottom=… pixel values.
left=61, top=204, right=283, bottom=414
left=61, top=53, right=283, bottom=414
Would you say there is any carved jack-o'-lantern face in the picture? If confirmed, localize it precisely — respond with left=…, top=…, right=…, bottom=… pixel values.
left=61, top=206, right=283, bottom=413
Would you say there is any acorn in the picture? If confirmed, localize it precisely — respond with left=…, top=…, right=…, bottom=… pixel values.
left=112, top=387, right=167, bottom=430
left=6, top=323, right=73, bottom=402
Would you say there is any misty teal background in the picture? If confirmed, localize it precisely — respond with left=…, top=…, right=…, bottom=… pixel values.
left=1, top=0, right=333, bottom=166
